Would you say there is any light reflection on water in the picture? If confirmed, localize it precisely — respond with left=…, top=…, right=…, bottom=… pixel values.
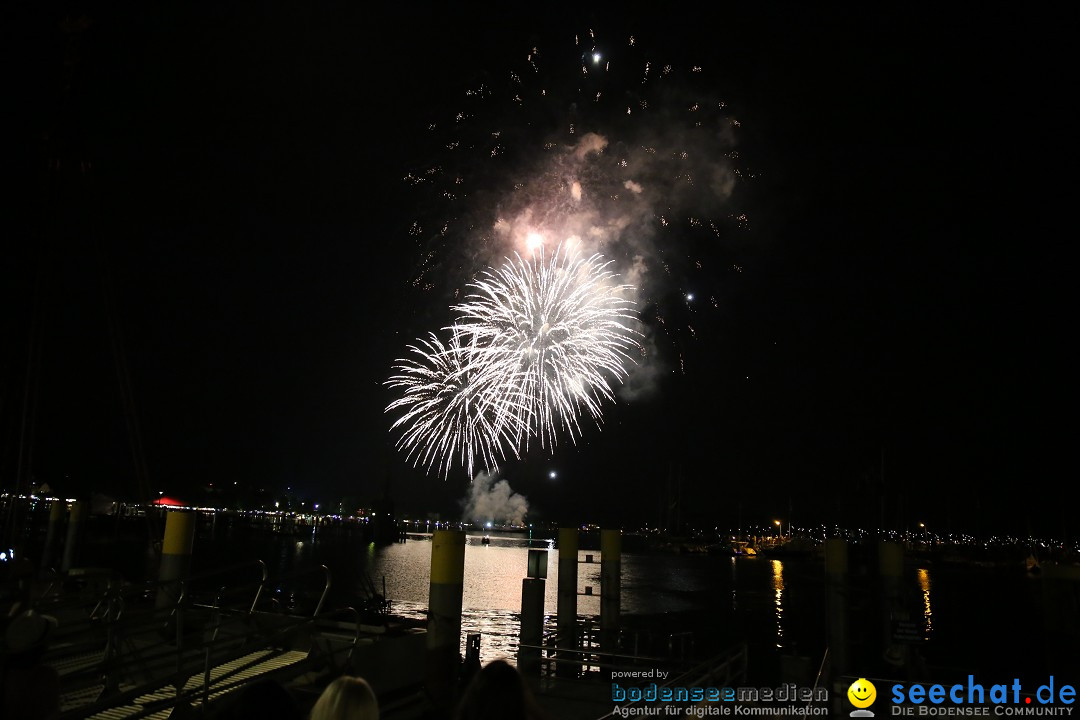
left=771, top=559, right=785, bottom=650
left=365, top=535, right=596, bottom=663
left=918, top=567, right=933, bottom=636
left=193, top=531, right=1031, bottom=674
left=261, top=532, right=806, bottom=664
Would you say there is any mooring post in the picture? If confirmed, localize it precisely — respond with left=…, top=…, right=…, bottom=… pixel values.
left=519, top=577, right=545, bottom=675
left=557, top=527, right=579, bottom=678
left=41, top=500, right=64, bottom=570
left=825, top=537, right=849, bottom=700
left=426, top=529, right=466, bottom=707
left=600, top=528, right=621, bottom=668
left=60, top=501, right=86, bottom=573
left=879, top=540, right=906, bottom=669
left=156, top=510, right=195, bottom=611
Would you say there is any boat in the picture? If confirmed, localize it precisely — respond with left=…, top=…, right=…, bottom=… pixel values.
left=732, top=541, right=757, bottom=557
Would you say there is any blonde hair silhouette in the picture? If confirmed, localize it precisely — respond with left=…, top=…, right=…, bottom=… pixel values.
left=309, top=675, right=379, bottom=720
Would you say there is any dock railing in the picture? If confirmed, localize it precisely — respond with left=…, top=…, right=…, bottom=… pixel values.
left=36, top=560, right=358, bottom=718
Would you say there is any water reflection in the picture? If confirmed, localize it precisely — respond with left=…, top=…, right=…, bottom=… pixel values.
left=366, top=536, right=563, bottom=663
left=187, top=529, right=1050, bottom=678
left=730, top=556, right=740, bottom=611
left=771, top=559, right=785, bottom=649
left=918, top=567, right=933, bottom=635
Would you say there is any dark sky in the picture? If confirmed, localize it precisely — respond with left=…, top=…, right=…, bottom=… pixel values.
left=3, top=5, right=1071, bottom=534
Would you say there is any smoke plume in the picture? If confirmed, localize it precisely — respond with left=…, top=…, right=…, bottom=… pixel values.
left=462, top=471, right=529, bottom=527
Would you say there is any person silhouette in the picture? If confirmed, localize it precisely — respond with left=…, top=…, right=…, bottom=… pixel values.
left=453, top=659, right=547, bottom=720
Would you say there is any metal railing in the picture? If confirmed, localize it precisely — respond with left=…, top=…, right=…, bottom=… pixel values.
left=35, top=561, right=354, bottom=718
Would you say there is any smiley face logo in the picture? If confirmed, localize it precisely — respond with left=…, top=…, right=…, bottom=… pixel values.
left=848, top=678, right=877, bottom=710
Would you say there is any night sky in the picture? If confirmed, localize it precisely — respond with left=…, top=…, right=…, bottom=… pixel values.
left=3, top=5, right=1072, bottom=533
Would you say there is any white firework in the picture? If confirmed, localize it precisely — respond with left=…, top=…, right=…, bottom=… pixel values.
left=385, top=330, right=529, bottom=478
left=386, top=244, right=640, bottom=477
left=454, top=243, right=640, bottom=452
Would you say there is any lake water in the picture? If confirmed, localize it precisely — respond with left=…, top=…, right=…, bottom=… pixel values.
left=171, top=525, right=1068, bottom=685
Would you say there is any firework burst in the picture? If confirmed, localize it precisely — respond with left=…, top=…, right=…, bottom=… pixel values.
left=387, top=243, right=639, bottom=477
left=387, top=28, right=749, bottom=478
left=455, top=243, right=640, bottom=453
left=385, top=330, right=530, bottom=478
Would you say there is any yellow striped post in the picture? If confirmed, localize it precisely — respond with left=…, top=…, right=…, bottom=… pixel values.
left=557, top=527, right=579, bottom=678
left=426, top=529, right=465, bottom=704
left=600, top=529, right=621, bottom=658
left=156, top=510, right=196, bottom=610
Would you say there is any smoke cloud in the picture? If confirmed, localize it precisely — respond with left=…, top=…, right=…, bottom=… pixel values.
left=462, top=471, right=529, bottom=527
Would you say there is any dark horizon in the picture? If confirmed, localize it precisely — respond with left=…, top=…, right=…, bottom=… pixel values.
left=3, top=6, right=1072, bottom=537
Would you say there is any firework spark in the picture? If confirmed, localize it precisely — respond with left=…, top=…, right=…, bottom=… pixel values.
left=385, top=330, right=529, bottom=478
left=387, top=243, right=638, bottom=477
left=455, top=243, right=639, bottom=453
left=387, top=28, right=748, bottom=478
